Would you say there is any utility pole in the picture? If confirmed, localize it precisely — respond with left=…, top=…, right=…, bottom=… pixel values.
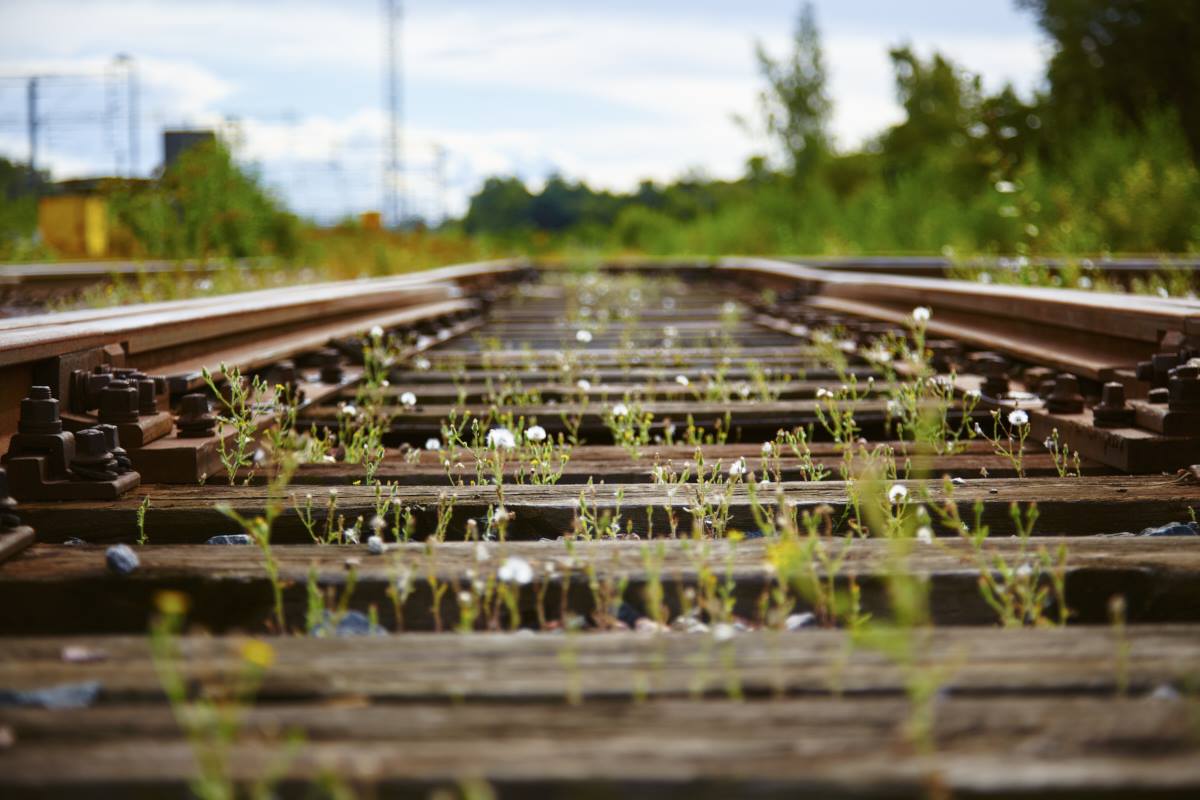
left=27, top=76, right=38, bottom=180
left=383, top=0, right=404, bottom=227
left=115, top=54, right=138, bottom=177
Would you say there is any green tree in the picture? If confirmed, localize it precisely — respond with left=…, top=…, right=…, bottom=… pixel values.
left=1018, top=0, right=1200, bottom=159
left=753, top=2, right=832, bottom=178
left=463, top=176, right=533, bottom=235
left=0, top=157, right=50, bottom=260
left=108, top=141, right=299, bottom=259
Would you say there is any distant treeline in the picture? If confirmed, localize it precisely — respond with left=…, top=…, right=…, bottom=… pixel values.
left=461, top=0, right=1200, bottom=256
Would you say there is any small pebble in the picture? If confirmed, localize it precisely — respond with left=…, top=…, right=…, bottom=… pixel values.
left=635, top=617, right=669, bottom=633
left=616, top=602, right=641, bottom=629
left=951, top=477, right=966, bottom=486
left=1149, top=683, right=1182, bottom=701
left=785, top=612, right=817, bottom=631
left=310, top=610, right=387, bottom=638
left=367, top=535, right=385, bottom=555
left=62, top=538, right=86, bottom=546
left=206, top=534, right=252, bottom=545
left=0, top=681, right=102, bottom=709
left=1138, top=521, right=1199, bottom=537
left=61, top=646, right=108, bottom=664
left=105, top=544, right=139, bottom=575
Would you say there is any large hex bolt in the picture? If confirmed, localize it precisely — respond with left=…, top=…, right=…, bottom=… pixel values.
left=69, top=428, right=119, bottom=482
left=176, top=393, right=218, bottom=438
left=1168, top=365, right=1200, bottom=412
left=927, top=339, right=960, bottom=372
left=95, top=424, right=133, bottom=474
left=318, top=348, right=345, bottom=384
left=137, top=378, right=159, bottom=416
left=98, top=379, right=140, bottom=425
left=1046, top=373, right=1085, bottom=414
left=18, top=386, right=63, bottom=435
left=974, top=353, right=1009, bottom=398
left=83, top=366, right=113, bottom=410
left=0, top=467, right=19, bottom=531
left=269, top=360, right=300, bottom=395
left=1137, top=353, right=1181, bottom=389
left=1092, top=382, right=1135, bottom=427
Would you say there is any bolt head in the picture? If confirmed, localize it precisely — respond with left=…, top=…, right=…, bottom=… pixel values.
left=74, top=428, right=109, bottom=458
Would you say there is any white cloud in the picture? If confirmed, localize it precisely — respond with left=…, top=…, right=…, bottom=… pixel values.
left=0, top=0, right=1045, bottom=220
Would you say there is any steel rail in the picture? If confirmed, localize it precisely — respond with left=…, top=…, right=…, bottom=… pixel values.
left=0, top=258, right=530, bottom=368
left=717, top=256, right=1200, bottom=381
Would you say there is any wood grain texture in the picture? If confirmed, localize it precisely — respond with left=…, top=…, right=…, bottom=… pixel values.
left=14, top=475, right=1198, bottom=544
left=1, top=538, right=1196, bottom=632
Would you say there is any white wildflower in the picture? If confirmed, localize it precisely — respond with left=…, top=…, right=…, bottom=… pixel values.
left=370, top=325, right=384, bottom=339
left=816, top=387, right=833, bottom=399
left=457, top=590, right=473, bottom=605
left=675, top=374, right=690, bottom=387
left=611, top=402, right=629, bottom=418
left=912, top=306, right=931, bottom=323
left=486, top=428, right=516, bottom=449
left=728, top=458, right=747, bottom=477
left=761, top=442, right=774, bottom=456
left=369, top=515, right=386, bottom=533
left=492, top=506, right=510, bottom=525
left=474, top=542, right=491, bottom=562
left=414, top=357, right=431, bottom=371
left=887, top=484, right=909, bottom=504
left=400, top=391, right=417, bottom=407
left=915, top=526, right=934, bottom=545
left=525, top=424, right=547, bottom=443
left=1014, top=563, right=1034, bottom=578
left=425, top=437, right=441, bottom=451
left=576, top=378, right=591, bottom=391
left=341, top=403, right=358, bottom=417
left=1007, top=409, right=1029, bottom=427
left=575, top=329, right=593, bottom=343
left=343, top=527, right=359, bottom=545
left=497, top=556, right=534, bottom=585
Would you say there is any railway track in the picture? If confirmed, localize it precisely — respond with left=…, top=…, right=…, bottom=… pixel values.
left=1, top=257, right=1199, bottom=798
left=3, top=254, right=1197, bottom=315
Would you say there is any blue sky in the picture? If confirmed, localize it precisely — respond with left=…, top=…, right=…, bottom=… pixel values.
left=0, top=1, right=1048, bottom=221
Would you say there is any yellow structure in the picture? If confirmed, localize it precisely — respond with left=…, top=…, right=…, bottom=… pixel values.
left=38, top=195, right=109, bottom=258
left=360, top=211, right=383, bottom=231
